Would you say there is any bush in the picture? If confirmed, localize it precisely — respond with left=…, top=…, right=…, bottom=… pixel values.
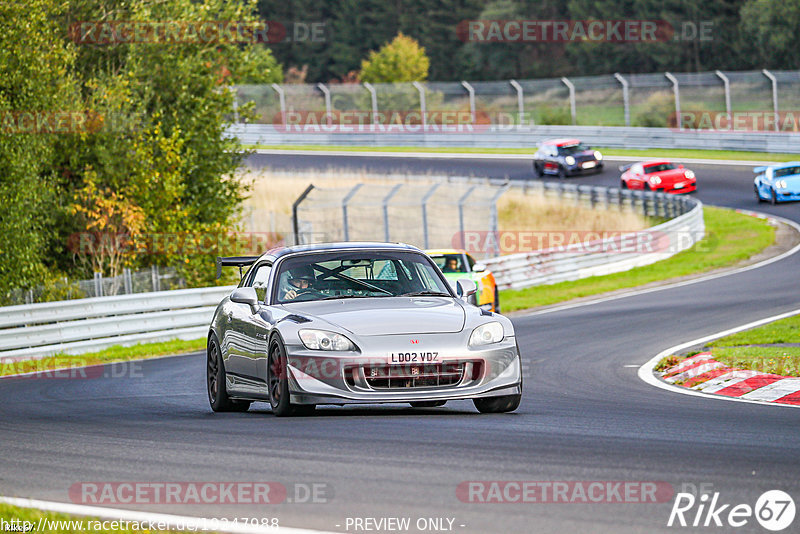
left=633, top=92, right=676, bottom=128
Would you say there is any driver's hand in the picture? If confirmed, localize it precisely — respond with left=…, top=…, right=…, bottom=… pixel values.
left=285, top=288, right=297, bottom=300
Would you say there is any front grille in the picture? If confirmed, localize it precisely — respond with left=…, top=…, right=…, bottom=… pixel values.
left=346, top=362, right=480, bottom=390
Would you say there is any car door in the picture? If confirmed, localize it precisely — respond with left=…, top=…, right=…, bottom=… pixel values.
left=226, top=262, right=275, bottom=398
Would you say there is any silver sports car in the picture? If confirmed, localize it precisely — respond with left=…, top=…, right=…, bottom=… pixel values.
left=207, top=242, right=522, bottom=416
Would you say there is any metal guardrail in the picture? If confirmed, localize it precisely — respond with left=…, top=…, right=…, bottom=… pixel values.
left=230, top=123, right=800, bottom=153
left=483, top=185, right=704, bottom=290
left=0, top=286, right=234, bottom=360
left=1, top=179, right=702, bottom=360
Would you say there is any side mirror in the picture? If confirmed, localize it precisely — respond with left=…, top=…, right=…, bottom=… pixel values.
left=679, top=164, right=685, bottom=169
left=230, top=287, right=259, bottom=311
left=456, top=278, right=478, bottom=300
left=472, top=263, right=486, bottom=273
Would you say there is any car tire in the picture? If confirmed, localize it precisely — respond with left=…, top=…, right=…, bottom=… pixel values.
left=473, top=394, right=521, bottom=413
left=643, top=183, right=651, bottom=192
left=493, top=286, right=500, bottom=313
left=410, top=401, right=447, bottom=408
left=533, top=162, right=544, bottom=177
left=755, top=184, right=765, bottom=203
left=207, top=334, right=251, bottom=413
left=557, top=166, right=567, bottom=179
left=771, top=188, right=778, bottom=205
left=267, top=337, right=295, bottom=417
left=620, top=180, right=628, bottom=190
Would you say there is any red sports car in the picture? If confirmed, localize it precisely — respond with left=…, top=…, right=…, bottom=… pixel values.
left=619, top=160, right=697, bottom=194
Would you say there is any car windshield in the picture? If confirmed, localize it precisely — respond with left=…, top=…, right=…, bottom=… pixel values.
left=557, top=143, right=590, bottom=155
left=274, top=250, right=452, bottom=303
left=774, top=166, right=800, bottom=178
left=643, top=163, right=678, bottom=174
left=430, top=254, right=467, bottom=273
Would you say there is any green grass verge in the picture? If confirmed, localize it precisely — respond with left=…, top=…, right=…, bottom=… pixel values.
left=247, top=144, right=799, bottom=162
left=500, top=206, right=775, bottom=312
left=711, top=346, right=800, bottom=377
left=708, top=314, right=800, bottom=347
left=657, top=314, right=800, bottom=377
left=705, top=313, right=800, bottom=376
left=0, top=338, right=205, bottom=377
left=0, top=503, right=188, bottom=533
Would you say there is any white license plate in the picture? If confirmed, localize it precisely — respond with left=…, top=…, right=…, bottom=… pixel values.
left=582, top=161, right=596, bottom=169
left=674, top=182, right=685, bottom=189
left=388, top=351, right=439, bottom=364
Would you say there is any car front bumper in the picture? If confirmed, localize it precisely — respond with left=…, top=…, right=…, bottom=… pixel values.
left=283, top=334, right=522, bottom=405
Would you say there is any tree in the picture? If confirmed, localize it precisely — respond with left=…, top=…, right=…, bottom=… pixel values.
left=360, top=33, right=430, bottom=83
left=741, top=0, right=800, bottom=69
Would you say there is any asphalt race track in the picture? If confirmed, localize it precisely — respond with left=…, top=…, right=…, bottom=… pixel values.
left=2, top=152, right=799, bottom=533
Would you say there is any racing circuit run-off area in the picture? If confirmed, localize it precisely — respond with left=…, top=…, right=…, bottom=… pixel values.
left=4, top=1, right=800, bottom=533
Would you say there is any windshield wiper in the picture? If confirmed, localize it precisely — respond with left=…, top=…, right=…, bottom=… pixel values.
left=401, top=290, right=451, bottom=297
left=317, top=294, right=388, bottom=301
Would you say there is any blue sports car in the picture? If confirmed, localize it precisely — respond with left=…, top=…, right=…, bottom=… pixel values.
left=754, top=162, right=800, bottom=204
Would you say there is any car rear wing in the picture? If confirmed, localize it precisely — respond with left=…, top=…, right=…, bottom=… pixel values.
left=618, top=163, right=634, bottom=172
left=216, top=256, right=259, bottom=279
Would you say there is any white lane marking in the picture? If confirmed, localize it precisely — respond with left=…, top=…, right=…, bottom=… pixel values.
left=622, top=364, right=640, bottom=368
left=516, top=213, right=800, bottom=318
left=0, top=496, right=338, bottom=534
left=638, top=307, right=800, bottom=409
left=251, top=148, right=775, bottom=166
left=741, top=378, right=800, bottom=402
left=696, top=370, right=761, bottom=393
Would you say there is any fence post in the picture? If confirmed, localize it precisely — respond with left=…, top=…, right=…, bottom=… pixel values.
left=151, top=266, right=160, bottom=293
left=342, top=183, right=364, bottom=242
left=457, top=185, right=477, bottom=249
left=461, top=81, right=476, bottom=124
left=93, top=272, right=103, bottom=297
left=317, top=83, right=332, bottom=126
left=412, top=81, right=427, bottom=130
left=382, top=184, right=403, bottom=242
left=561, top=77, right=577, bottom=125
left=665, top=72, right=681, bottom=130
left=488, top=184, right=510, bottom=257
left=509, top=79, right=525, bottom=127
left=613, top=73, right=630, bottom=126
left=421, top=183, right=441, bottom=249
left=715, top=70, right=731, bottom=121
left=271, top=83, right=286, bottom=126
left=762, top=69, right=779, bottom=132
left=292, top=184, right=315, bottom=245
left=230, top=86, right=240, bottom=124
left=363, top=82, right=379, bottom=127
left=123, top=268, right=133, bottom=294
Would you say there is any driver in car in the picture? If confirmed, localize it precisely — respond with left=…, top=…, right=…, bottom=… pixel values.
left=281, top=265, right=317, bottom=301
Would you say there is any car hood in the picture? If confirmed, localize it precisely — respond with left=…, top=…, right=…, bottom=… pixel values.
left=279, top=297, right=466, bottom=335
left=650, top=168, right=691, bottom=184
left=775, top=174, right=800, bottom=189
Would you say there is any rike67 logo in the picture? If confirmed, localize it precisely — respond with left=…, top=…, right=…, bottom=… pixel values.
left=668, top=489, right=795, bottom=531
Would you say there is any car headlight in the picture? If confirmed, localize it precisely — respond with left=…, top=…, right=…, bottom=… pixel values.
left=469, top=322, right=504, bottom=347
left=650, top=176, right=662, bottom=185
left=684, top=170, right=695, bottom=179
left=594, top=150, right=603, bottom=161
left=565, top=156, right=576, bottom=166
left=776, top=179, right=787, bottom=189
left=299, top=329, right=356, bottom=351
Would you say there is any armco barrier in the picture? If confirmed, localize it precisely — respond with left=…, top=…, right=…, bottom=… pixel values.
left=2, top=183, right=702, bottom=360
left=0, top=286, right=234, bottom=361
left=229, top=123, right=800, bottom=153
left=484, top=191, right=703, bottom=290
